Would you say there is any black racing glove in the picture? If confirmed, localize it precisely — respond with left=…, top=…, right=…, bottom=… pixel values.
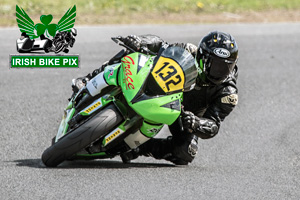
left=122, top=35, right=142, bottom=51
left=182, top=111, right=219, bottom=139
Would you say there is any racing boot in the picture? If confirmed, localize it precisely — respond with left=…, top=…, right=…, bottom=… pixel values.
left=122, top=134, right=198, bottom=165
left=120, top=148, right=140, bottom=164
left=142, top=134, right=199, bottom=165
left=139, top=136, right=173, bottom=160
left=120, top=136, right=174, bottom=164
left=170, top=134, right=198, bottom=165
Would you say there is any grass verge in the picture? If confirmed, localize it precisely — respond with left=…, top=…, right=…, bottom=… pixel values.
left=1, top=0, right=300, bottom=26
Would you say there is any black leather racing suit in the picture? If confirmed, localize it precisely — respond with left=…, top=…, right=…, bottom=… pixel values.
left=90, top=35, right=238, bottom=165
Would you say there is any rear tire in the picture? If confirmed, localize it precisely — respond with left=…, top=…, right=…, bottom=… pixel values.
left=41, top=104, right=123, bottom=167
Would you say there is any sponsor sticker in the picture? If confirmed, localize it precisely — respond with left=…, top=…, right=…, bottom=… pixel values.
left=152, top=56, right=185, bottom=93
left=104, top=128, right=124, bottom=146
left=108, top=68, right=114, bottom=78
left=213, top=48, right=230, bottom=58
left=121, top=56, right=135, bottom=90
left=84, top=101, right=101, bottom=114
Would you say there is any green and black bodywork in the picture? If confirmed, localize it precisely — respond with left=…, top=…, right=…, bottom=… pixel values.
left=41, top=40, right=198, bottom=167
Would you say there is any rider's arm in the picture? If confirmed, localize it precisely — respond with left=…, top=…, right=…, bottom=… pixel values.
left=138, top=34, right=165, bottom=52
left=182, top=68, right=239, bottom=139
left=200, top=91, right=238, bottom=139
left=122, top=34, right=165, bottom=53
left=196, top=83, right=238, bottom=139
left=123, top=35, right=197, bottom=55
left=170, top=43, right=198, bottom=56
left=125, top=35, right=198, bottom=56
left=182, top=89, right=238, bottom=139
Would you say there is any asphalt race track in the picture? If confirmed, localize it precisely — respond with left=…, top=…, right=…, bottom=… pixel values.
left=1, top=23, right=300, bottom=199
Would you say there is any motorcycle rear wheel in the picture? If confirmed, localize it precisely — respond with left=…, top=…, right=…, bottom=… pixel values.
left=41, top=104, right=123, bottom=167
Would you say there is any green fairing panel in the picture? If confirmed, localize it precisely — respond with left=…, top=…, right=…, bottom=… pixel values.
left=118, top=53, right=152, bottom=102
left=130, top=93, right=182, bottom=125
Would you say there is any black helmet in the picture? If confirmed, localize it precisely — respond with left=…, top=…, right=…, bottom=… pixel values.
left=195, top=31, right=238, bottom=85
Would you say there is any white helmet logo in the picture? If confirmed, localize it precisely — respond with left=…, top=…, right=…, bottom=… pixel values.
left=213, top=48, right=230, bottom=58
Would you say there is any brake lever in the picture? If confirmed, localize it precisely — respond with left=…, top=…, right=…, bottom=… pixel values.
left=111, top=36, right=123, bottom=44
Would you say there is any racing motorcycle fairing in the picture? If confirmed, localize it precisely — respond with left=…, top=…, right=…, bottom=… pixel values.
left=42, top=44, right=198, bottom=167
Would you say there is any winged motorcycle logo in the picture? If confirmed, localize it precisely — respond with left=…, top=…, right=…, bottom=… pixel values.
left=11, top=5, right=79, bottom=68
left=16, top=5, right=77, bottom=53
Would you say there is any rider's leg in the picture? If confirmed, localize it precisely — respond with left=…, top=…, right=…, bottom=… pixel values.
left=121, top=119, right=198, bottom=165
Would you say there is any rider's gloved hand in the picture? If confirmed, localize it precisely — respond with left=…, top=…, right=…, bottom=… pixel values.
left=122, top=35, right=142, bottom=51
left=71, top=77, right=89, bottom=93
left=182, top=111, right=219, bottom=138
left=182, top=111, right=197, bottom=131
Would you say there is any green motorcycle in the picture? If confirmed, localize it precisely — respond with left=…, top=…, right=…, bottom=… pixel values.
left=41, top=37, right=198, bottom=167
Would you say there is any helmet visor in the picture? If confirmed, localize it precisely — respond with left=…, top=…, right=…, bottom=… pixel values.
left=206, top=56, right=236, bottom=84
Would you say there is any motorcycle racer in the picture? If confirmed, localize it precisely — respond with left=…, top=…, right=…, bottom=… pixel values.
left=51, top=28, right=77, bottom=53
left=72, top=31, right=239, bottom=165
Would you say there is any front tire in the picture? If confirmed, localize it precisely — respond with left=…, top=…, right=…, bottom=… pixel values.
left=41, top=104, right=123, bottom=167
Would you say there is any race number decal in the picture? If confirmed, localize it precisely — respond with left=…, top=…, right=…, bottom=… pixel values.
left=151, top=56, right=185, bottom=93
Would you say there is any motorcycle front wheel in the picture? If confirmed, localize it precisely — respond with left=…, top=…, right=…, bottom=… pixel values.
left=41, top=104, right=123, bottom=167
